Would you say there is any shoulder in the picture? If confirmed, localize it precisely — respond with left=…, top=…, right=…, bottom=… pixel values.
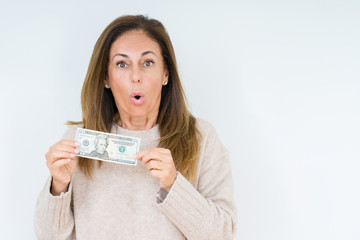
left=195, top=118, right=225, bottom=151
left=195, top=118, right=218, bottom=140
left=62, top=123, right=84, bottom=140
left=195, top=118, right=215, bottom=133
left=194, top=118, right=230, bottom=181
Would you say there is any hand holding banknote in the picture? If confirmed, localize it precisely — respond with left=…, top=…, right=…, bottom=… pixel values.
left=136, top=148, right=178, bottom=192
left=45, top=140, right=80, bottom=196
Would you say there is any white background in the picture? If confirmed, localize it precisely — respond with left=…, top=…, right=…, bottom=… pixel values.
left=1, top=0, right=359, bottom=239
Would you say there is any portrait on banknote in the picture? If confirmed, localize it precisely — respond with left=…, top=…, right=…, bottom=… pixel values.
left=88, top=134, right=109, bottom=159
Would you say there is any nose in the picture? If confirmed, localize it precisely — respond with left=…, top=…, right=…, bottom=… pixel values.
left=131, top=65, right=142, bottom=84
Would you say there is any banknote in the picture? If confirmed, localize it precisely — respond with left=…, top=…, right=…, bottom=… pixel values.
left=75, top=128, right=141, bottom=166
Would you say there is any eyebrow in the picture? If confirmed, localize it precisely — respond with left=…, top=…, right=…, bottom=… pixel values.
left=112, top=51, right=157, bottom=60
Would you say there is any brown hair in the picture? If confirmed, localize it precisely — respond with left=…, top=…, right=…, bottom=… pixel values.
left=75, top=15, right=200, bottom=183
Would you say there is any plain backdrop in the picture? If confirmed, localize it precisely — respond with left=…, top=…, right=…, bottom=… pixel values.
left=1, top=0, right=359, bottom=239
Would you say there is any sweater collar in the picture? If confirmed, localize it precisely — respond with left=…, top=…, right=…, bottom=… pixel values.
left=111, top=122, right=160, bottom=147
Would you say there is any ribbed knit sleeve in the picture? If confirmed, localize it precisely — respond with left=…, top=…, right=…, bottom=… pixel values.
left=158, top=120, right=237, bottom=240
left=34, top=125, right=79, bottom=240
left=34, top=176, right=75, bottom=240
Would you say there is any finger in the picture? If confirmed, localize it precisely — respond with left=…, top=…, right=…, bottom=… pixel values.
left=141, top=153, right=158, bottom=165
left=136, top=148, right=169, bottom=159
left=135, top=148, right=151, bottom=160
left=157, top=148, right=171, bottom=154
left=149, top=169, right=162, bottom=178
left=59, top=139, right=80, bottom=147
left=47, top=141, right=79, bottom=160
left=146, top=160, right=165, bottom=171
left=62, top=164, right=73, bottom=176
left=48, top=151, right=76, bottom=164
left=140, top=150, right=169, bottom=165
left=53, top=144, right=79, bottom=154
left=136, top=148, right=165, bottom=159
left=49, top=157, right=77, bottom=175
left=52, top=159, right=71, bottom=168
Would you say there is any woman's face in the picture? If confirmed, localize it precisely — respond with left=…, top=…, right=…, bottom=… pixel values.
left=106, top=30, right=168, bottom=122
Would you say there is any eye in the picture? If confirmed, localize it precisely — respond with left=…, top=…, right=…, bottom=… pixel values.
left=117, top=61, right=127, bottom=68
left=144, top=60, right=154, bottom=67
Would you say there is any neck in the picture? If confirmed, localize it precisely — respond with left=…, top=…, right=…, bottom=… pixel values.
left=117, top=112, right=158, bottom=131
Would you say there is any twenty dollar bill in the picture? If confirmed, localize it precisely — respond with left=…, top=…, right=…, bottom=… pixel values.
left=75, top=128, right=140, bottom=166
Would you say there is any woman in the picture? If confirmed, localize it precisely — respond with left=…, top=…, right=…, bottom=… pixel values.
left=34, top=15, right=237, bottom=240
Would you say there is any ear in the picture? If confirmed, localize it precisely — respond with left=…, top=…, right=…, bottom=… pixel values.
left=163, top=69, right=169, bottom=81
left=104, top=75, right=109, bottom=85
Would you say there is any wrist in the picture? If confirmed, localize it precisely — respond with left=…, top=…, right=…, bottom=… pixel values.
left=162, top=171, right=178, bottom=192
left=50, top=178, right=70, bottom=196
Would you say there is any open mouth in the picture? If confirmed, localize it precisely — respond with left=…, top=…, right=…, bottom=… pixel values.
left=131, top=92, right=144, bottom=105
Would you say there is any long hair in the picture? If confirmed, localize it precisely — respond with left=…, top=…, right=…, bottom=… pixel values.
left=74, top=15, right=200, bottom=183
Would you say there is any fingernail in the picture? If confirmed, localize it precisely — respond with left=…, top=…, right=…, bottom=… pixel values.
left=74, top=141, right=80, bottom=147
left=70, top=153, right=75, bottom=158
left=74, top=149, right=79, bottom=154
left=67, top=159, right=71, bottom=162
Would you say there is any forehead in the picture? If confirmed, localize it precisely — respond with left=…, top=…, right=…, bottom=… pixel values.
left=110, top=30, right=161, bottom=56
